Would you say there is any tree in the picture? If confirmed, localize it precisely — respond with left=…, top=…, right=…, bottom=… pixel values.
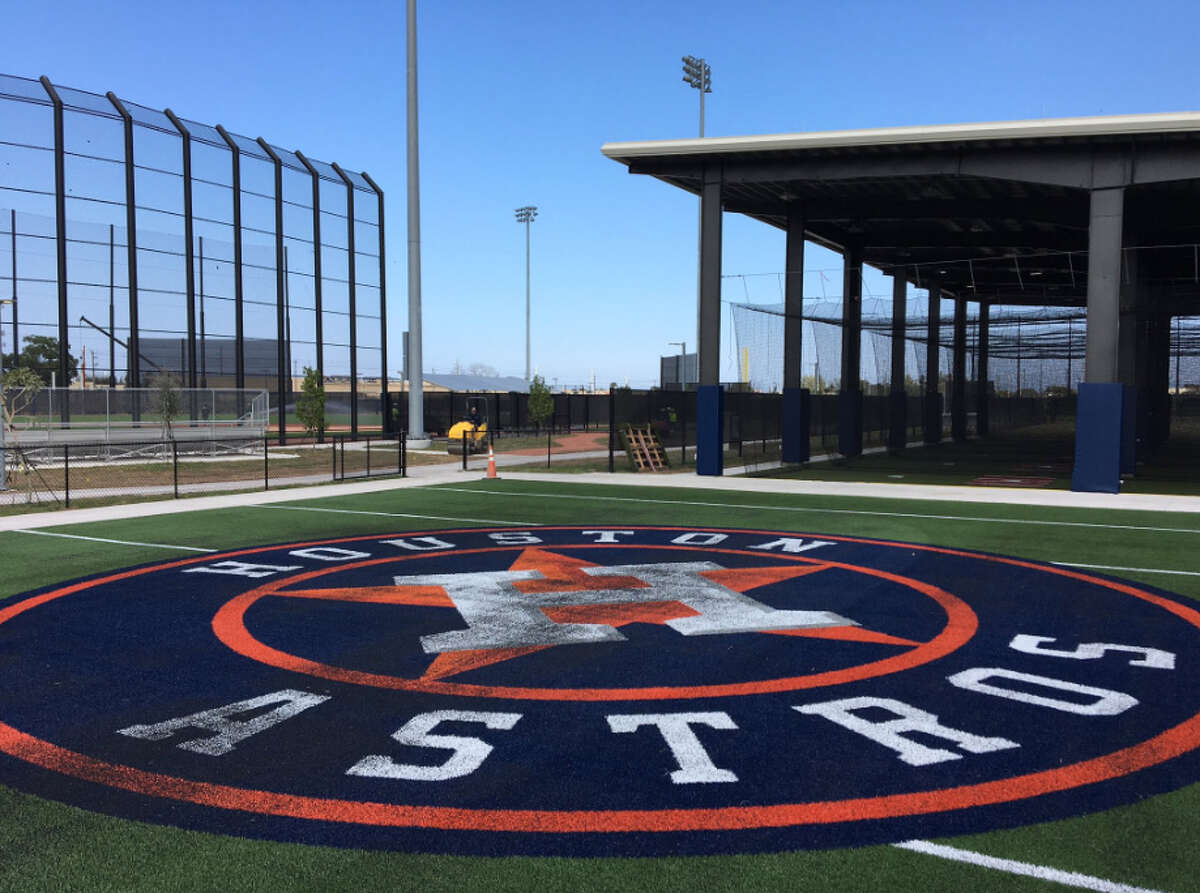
left=152, top=372, right=181, bottom=440
left=467, top=362, right=499, bottom=378
left=0, top=366, right=43, bottom=428
left=295, top=366, right=326, bottom=439
left=5, top=336, right=78, bottom=387
left=527, top=374, right=554, bottom=431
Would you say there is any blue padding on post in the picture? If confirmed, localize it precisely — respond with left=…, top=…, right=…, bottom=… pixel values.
left=696, top=385, right=724, bottom=476
left=1120, top=384, right=1136, bottom=475
left=838, top=390, right=862, bottom=457
left=781, top=388, right=810, bottom=463
left=1071, top=382, right=1124, bottom=493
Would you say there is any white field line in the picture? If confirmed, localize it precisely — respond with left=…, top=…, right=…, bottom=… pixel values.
left=13, top=530, right=218, bottom=553
left=251, top=504, right=540, bottom=527
left=894, top=840, right=1168, bottom=893
left=436, top=487, right=1200, bottom=536
left=1052, top=561, right=1200, bottom=577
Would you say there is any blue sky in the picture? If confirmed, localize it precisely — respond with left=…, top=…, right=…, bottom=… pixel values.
left=4, top=0, right=1199, bottom=388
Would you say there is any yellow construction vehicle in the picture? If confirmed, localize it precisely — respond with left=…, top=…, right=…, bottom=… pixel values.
left=446, top=398, right=489, bottom=454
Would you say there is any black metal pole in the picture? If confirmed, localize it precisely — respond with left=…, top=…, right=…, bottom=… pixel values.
left=333, top=164, right=358, bottom=438
left=257, top=139, right=289, bottom=446
left=172, top=440, right=179, bottom=498
left=462, top=430, right=468, bottom=471
left=9, top=209, right=16, bottom=365
left=106, top=91, right=140, bottom=403
left=363, top=172, right=387, bottom=437
left=41, top=78, right=70, bottom=416
left=264, top=436, right=269, bottom=490
left=401, top=431, right=407, bottom=477
left=366, top=438, right=371, bottom=476
left=109, top=224, right=115, bottom=387
left=166, top=110, right=198, bottom=390
left=296, top=152, right=324, bottom=419
left=63, top=445, right=69, bottom=508
left=608, top=389, right=615, bottom=473
left=198, top=236, right=206, bottom=389
left=216, top=126, right=245, bottom=394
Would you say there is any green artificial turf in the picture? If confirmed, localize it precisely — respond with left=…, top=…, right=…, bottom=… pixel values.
left=2, top=478, right=1198, bottom=892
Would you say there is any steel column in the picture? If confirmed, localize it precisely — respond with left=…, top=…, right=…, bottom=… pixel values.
left=952, top=295, right=967, bottom=441
left=924, top=274, right=942, bottom=444
left=405, top=0, right=426, bottom=442
left=838, top=245, right=863, bottom=457
left=362, top=172, right=388, bottom=432
left=977, top=302, right=990, bottom=437
left=781, top=202, right=809, bottom=464
left=41, top=78, right=70, bottom=414
left=888, top=271, right=907, bottom=449
left=295, top=152, right=324, bottom=391
left=215, top=126, right=245, bottom=392
left=106, top=92, right=140, bottom=397
left=258, top=139, right=289, bottom=444
left=165, top=110, right=198, bottom=389
left=1085, top=187, right=1124, bottom=384
left=333, top=164, right=359, bottom=437
left=696, top=163, right=723, bottom=476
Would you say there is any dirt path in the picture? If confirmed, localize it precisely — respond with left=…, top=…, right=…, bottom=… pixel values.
left=501, top=431, right=608, bottom=456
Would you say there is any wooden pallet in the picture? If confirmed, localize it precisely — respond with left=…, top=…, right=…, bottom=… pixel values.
left=625, top=425, right=667, bottom=472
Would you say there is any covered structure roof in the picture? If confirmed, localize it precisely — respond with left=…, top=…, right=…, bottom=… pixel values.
left=602, top=113, right=1200, bottom=311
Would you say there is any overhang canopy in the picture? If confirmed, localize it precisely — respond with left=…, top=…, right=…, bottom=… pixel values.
left=603, top=113, right=1200, bottom=307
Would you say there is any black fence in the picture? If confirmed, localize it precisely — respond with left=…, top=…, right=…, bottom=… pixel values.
left=0, top=433, right=406, bottom=510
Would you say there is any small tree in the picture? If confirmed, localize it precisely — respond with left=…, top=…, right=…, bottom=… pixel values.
left=296, top=366, right=326, bottom=439
left=1, top=366, right=42, bottom=429
left=528, top=374, right=554, bottom=431
left=152, top=372, right=182, bottom=440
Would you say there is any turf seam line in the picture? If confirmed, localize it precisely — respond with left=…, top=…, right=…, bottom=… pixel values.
left=435, top=487, right=1200, bottom=535
left=894, top=840, right=1167, bottom=893
left=249, top=504, right=540, bottom=527
left=12, top=530, right=218, bottom=553
left=1052, top=561, right=1200, bottom=577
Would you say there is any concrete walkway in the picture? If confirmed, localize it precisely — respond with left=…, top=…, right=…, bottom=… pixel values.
left=3, top=443, right=1200, bottom=532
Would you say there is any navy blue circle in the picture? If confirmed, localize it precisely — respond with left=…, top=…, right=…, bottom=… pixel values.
left=2, top=525, right=1199, bottom=856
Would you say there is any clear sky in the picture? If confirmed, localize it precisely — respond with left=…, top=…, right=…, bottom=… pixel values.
left=4, top=0, right=1199, bottom=388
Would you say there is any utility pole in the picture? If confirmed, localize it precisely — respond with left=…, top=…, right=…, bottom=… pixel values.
left=682, top=56, right=711, bottom=384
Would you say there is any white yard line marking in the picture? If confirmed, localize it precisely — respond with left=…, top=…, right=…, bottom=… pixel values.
left=1053, top=561, right=1200, bottom=577
left=252, top=505, right=539, bottom=527
left=894, top=840, right=1168, bottom=893
left=13, top=530, right=218, bottom=553
left=436, top=487, right=1200, bottom=536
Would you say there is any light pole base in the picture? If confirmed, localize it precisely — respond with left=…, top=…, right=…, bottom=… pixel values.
left=406, top=436, right=432, bottom=450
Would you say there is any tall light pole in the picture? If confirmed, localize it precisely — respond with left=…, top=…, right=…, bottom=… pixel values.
left=515, top=205, right=538, bottom=382
left=405, top=0, right=429, bottom=446
left=669, top=340, right=686, bottom=389
left=682, top=56, right=711, bottom=391
left=681, top=55, right=712, bottom=137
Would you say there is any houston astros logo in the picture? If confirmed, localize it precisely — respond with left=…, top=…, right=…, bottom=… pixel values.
left=2, top=526, right=1199, bottom=855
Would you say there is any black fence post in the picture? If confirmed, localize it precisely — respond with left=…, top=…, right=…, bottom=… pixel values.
left=608, top=390, right=615, bottom=473
left=332, top=437, right=338, bottom=481
left=63, top=445, right=70, bottom=508
left=401, top=430, right=407, bottom=477
left=366, top=438, right=372, bottom=477
left=680, top=394, right=687, bottom=466
left=263, top=437, right=269, bottom=490
left=172, top=440, right=179, bottom=498
left=340, top=437, right=345, bottom=480
left=547, top=428, right=552, bottom=468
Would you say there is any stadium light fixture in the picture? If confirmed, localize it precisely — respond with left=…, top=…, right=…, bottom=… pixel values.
left=514, top=206, right=538, bottom=382
left=681, top=55, right=712, bottom=137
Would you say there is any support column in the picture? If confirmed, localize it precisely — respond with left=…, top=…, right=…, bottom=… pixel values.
left=923, top=274, right=942, bottom=444
left=363, top=173, right=388, bottom=435
left=258, top=140, right=289, bottom=445
left=1072, top=187, right=1125, bottom=493
left=107, top=92, right=140, bottom=418
left=295, top=152, right=324, bottom=404
left=888, top=271, right=907, bottom=449
left=215, top=126, right=246, bottom=394
left=951, top=295, right=967, bottom=441
left=333, top=164, right=359, bottom=438
left=41, top=78, right=70, bottom=416
left=781, top=202, right=809, bottom=463
left=838, top=246, right=863, bottom=457
left=166, top=110, right=198, bottom=390
left=976, top=302, right=990, bottom=437
left=696, top=163, right=724, bottom=476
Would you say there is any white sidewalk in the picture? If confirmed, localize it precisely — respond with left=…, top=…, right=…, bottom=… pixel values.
left=3, top=447, right=1200, bottom=532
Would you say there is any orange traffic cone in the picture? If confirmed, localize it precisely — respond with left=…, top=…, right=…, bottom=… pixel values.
left=486, top=443, right=499, bottom=479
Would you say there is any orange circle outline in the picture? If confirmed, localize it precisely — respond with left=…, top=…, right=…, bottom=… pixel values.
left=2, top=525, right=1200, bottom=834
left=212, top=543, right=976, bottom=700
